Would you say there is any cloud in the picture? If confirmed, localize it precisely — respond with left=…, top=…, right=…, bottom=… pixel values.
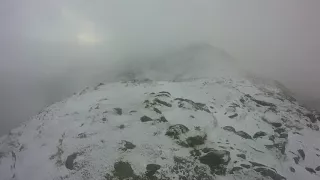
left=1, top=0, right=320, bottom=135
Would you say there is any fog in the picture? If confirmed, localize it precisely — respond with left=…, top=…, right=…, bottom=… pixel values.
left=1, top=0, right=320, bottom=135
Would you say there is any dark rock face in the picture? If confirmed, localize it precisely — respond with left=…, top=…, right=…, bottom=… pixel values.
left=223, top=126, right=236, bottom=133
left=77, top=133, right=87, bottom=139
left=154, top=98, right=172, bottom=107
left=305, top=113, right=317, bottom=123
left=269, top=135, right=275, bottom=142
left=271, top=122, right=282, bottom=128
left=228, top=114, right=238, bottom=119
left=175, top=98, right=210, bottom=113
left=240, top=164, right=250, bottom=169
left=305, top=167, right=316, bottom=174
left=158, top=91, right=171, bottom=96
left=186, top=135, right=207, bottom=147
left=265, top=143, right=287, bottom=155
left=146, top=164, right=161, bottom=177
left=315, top=166, right=320, bottom=171
left=157, top=116, right=168, bottom=123
left=252, top=98, right=276, bottom=107
left=65, top=153, right=78, bottom=170
left=165, top=124, right=189, bottom=139
left=274, top=128, right=286, bottom=134
left=140, top=116, right=153, bottom=122
left=113, top=161, right=135, bottom=179
left=279, top=133, right=288, bottom=138
left=121, top=141, right=136, bottom=151
left=236, top=154, right=246, bottom=159
left=253, top=131, right=267, bottom=139
left=190, top=149, right=201, bottom=157
left=114, top=108, right=122, bottom=115
left=229, top=167, right=243, bottom=174
left=153, top=107, right=162, bottom=114
left=297, top=149, right=305, bottom=160
left=254, top=167, right=286, bottom=180
left=289, top=167, right=295, bottom=172
left=249, top=161, right=267, bottom=167
left=199, top=150, right=230, bottom=175
left=293, top=157, right=300, bottom=164
left=235, top=131, right=252, bottom=139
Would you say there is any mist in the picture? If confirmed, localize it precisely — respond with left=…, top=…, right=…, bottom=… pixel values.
left=1, top=0, right=320, bottom=135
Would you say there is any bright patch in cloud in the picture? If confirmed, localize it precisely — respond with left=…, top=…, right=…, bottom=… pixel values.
left=77, top=32, right=100, bottom=45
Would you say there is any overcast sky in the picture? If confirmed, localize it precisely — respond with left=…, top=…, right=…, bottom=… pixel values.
left=1, top=0, right=320, bottom=135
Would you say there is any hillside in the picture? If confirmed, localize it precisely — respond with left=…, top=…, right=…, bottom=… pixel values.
left=1, top=76, right=320, bottom=180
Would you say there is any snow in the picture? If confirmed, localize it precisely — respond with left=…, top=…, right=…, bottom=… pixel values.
left=0, top=76, right=320, bottom=180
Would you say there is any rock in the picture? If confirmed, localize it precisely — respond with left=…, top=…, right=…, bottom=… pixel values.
left=236, top=154, right=246, bottom=159
left=249, top=161, right=267, bottom=167
left=77, top=133, right=87, bottom=139
left=228, top=114, right=238, bottom=119
left=310, top=124, right=319, bottom=131
left=229, top=167, right=243, bottom=174
left=153, top=107, right=162, bottom=114
left=175, top=98, right=210, bottom=113
left=253, top=131, right=267, bottom=139
left=121, top=141, right=136, bottom=151
left=65, top=153, right=78, bottom=170
left=113, top=161, right=135, bottom=179
left=305, top=167, right=316, bottom=174
left=305, top=113, right=317, bottom=123
left=223, top=126, right=236, bottom=133
left=157, top=116, right=168, bottom=123
left=252, top=99, right=276, bottom=107
left=315, top=166, right=320, bottom=171
left=146, top=164, right=161, bottom=177
left=271, top=122, right=282, bottom=128
left=274, top=128, right=286, bottom=134
left=293, top=157, right=300, bottom=164
left=140, top=116, right=153, bottom=122
left=194, top=126, right=201, bottom=131
left=165, top=124, right=189, bottom=139
left=235, top=131, right=252, bottom=139
left=199, top=150, right=231, bottom=175
left=297, top=149, right=305, bottom=160
left=274, top=143, right=287, bottom=154
left=102, top=117, right=107, bottom=122
left=201, top=148, right=214, bottom=153
left=279, top=133, right=288, bottom=138
left=240, top=164, right=251, bottom=169
left=114, top=108, right=122, bottom=115
left=186, top=134, right=207, bottom=147
left=190, top=149, right=201, bottom=157
left=119, top=124, right=125, bottom=129
left=254, top=167, right=286, bottom=180
left=154, top=98, right=172, bottom=107
left=158, top=91, right=171, bottom=95
left=269, top=135, right=275, bottom=142
left=289, top=167, right=295, bottom=172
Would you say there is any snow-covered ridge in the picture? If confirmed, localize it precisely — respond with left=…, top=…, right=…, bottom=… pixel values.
left=1, top=76, right=320, bottom=180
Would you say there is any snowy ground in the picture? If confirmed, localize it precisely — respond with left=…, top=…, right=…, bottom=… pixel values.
left=1, top=76, right=320, bottom=180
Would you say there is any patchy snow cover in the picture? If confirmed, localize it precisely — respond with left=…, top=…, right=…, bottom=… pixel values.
left=1, top=76, right=320, bottom=180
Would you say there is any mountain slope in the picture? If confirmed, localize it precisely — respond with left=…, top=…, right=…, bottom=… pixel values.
left=1, top=75, right=320, bottom=180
